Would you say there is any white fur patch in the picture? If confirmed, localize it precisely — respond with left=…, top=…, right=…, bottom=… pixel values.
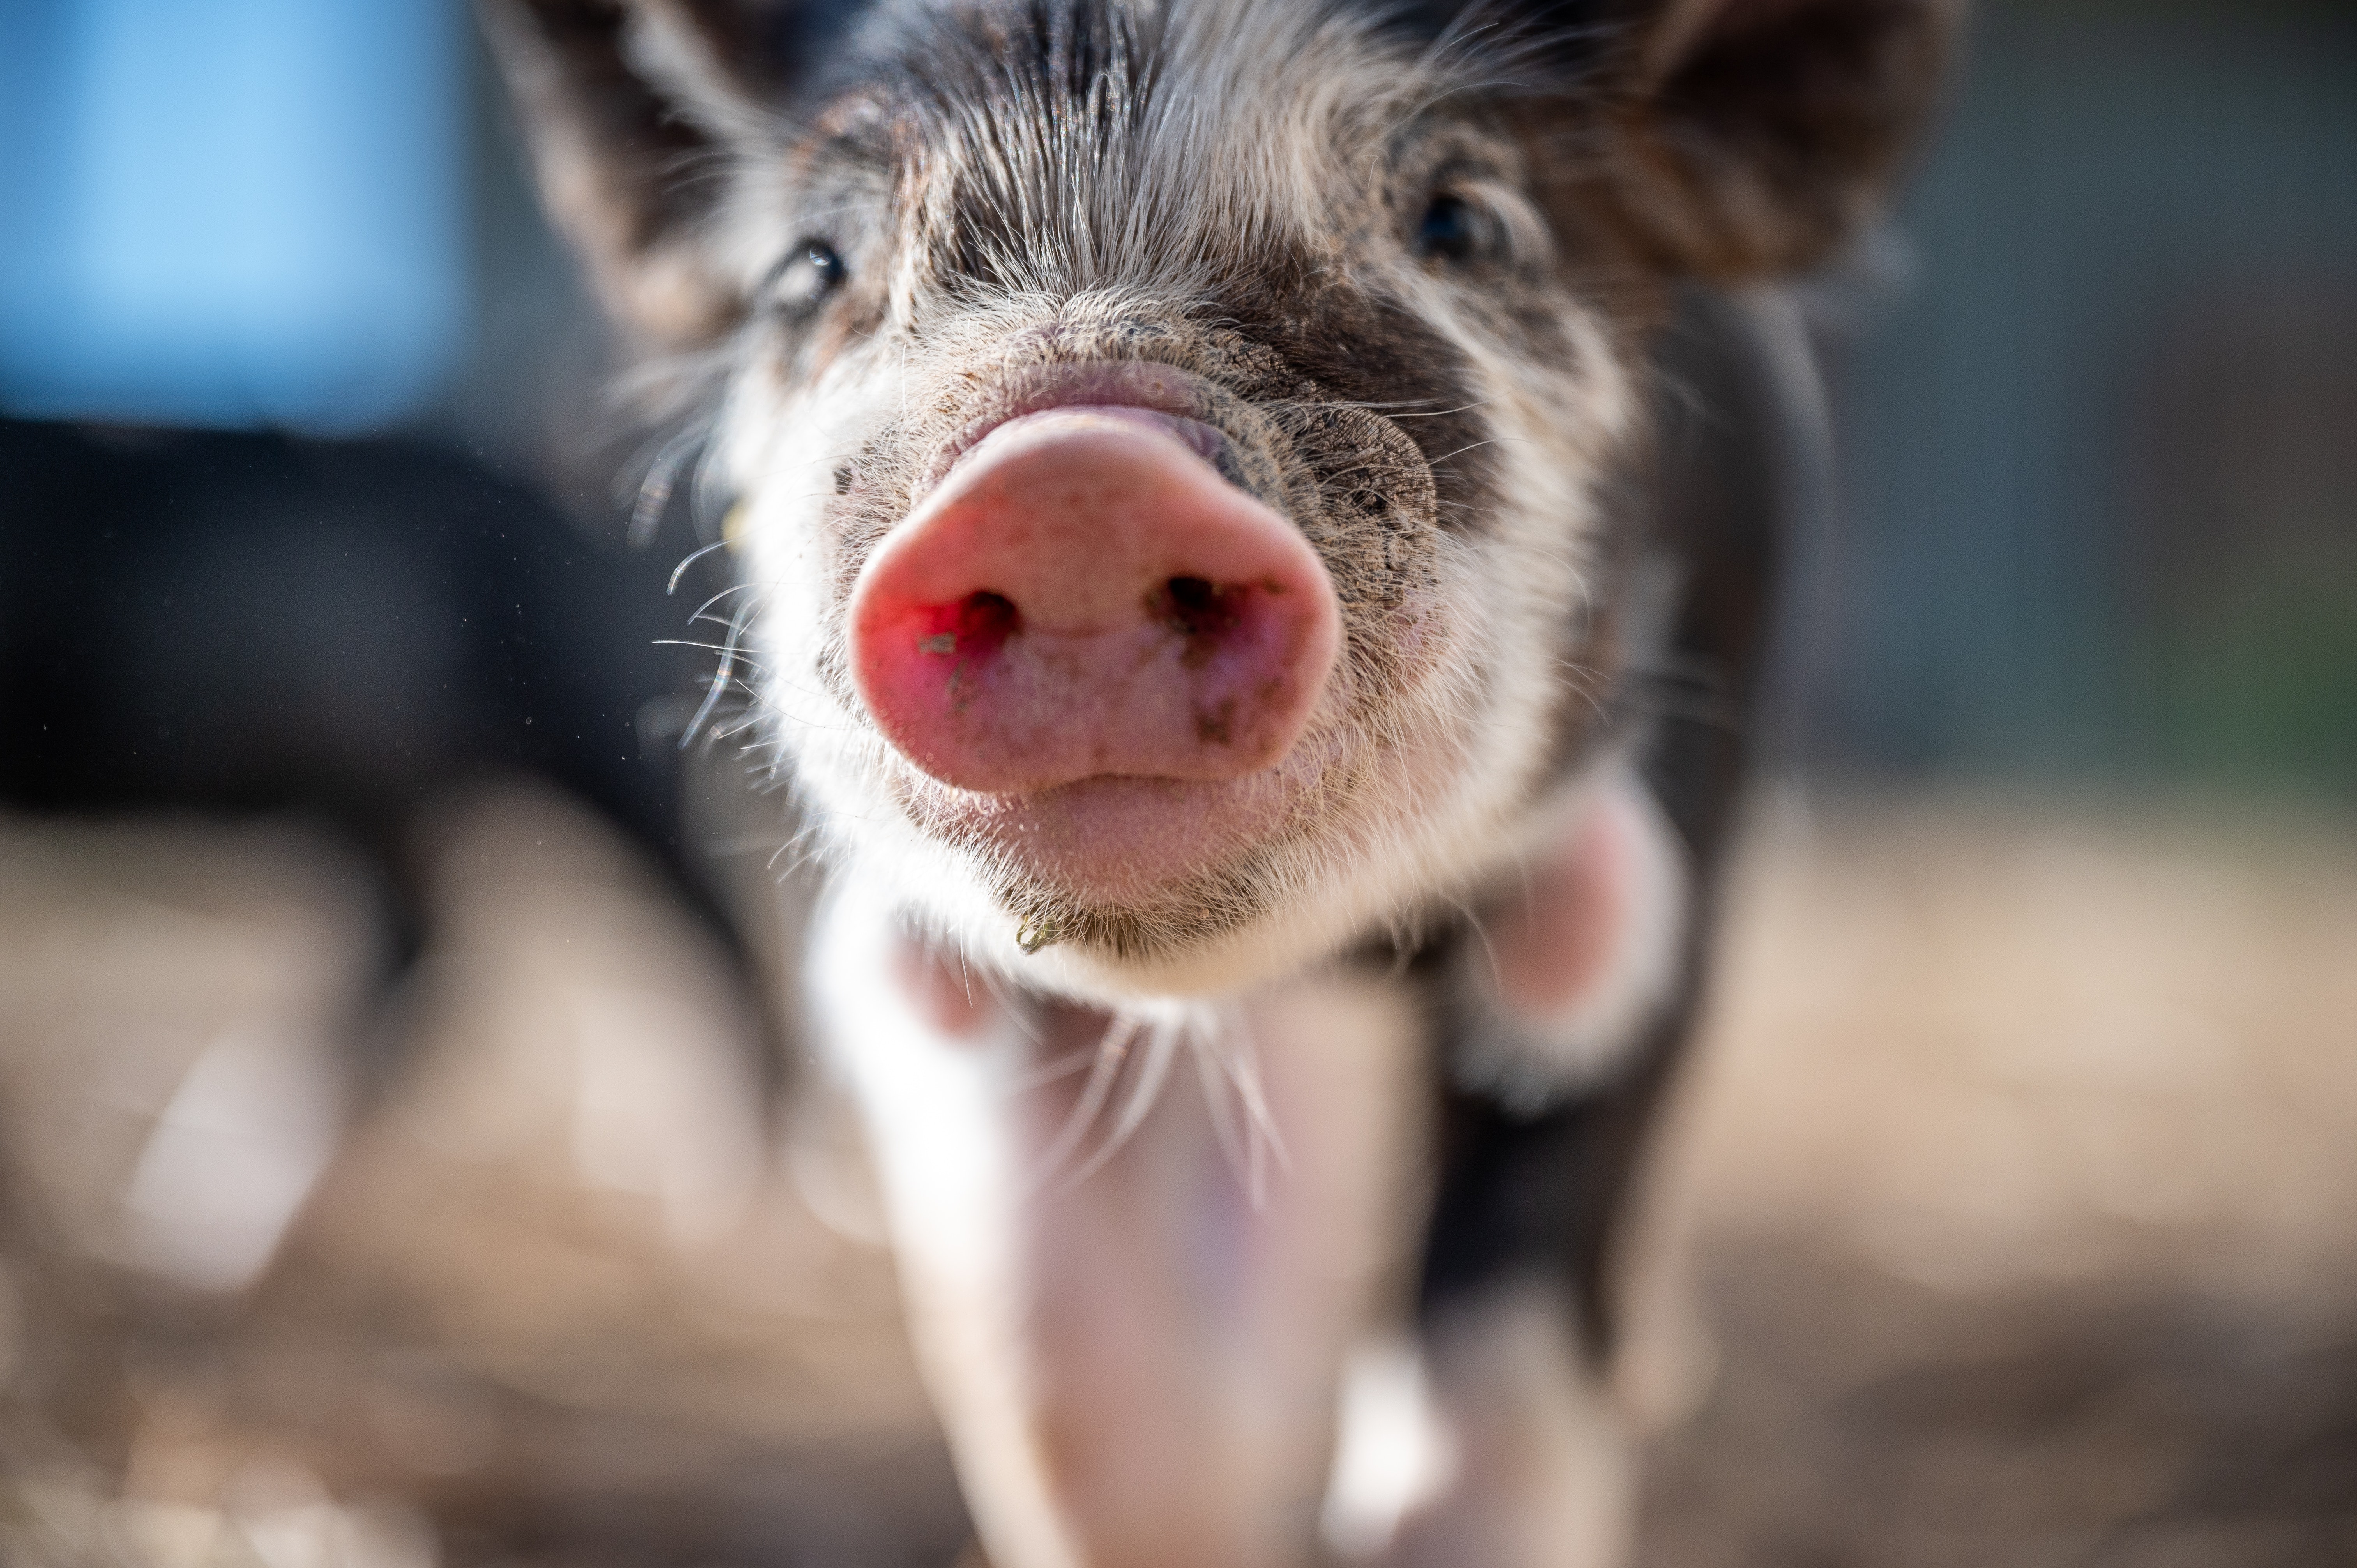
left=1322, top=1337, right=1459, bottom=1560
left=1389, top=1285, right=1639, bottom=1568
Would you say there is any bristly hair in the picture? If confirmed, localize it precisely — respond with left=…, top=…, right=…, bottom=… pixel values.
left=1378, top=0, right=1623, bottom=74
left=809, top=0, right=1629, bottom=309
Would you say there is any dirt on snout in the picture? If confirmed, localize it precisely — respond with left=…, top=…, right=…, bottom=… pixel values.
left=0, top=790, right=2351, bottom=1567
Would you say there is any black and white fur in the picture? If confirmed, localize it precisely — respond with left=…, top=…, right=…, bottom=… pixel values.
left=482, top=1, right=1954, bottom=1562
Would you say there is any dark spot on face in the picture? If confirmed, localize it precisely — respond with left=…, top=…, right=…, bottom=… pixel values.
left=1158, top=576, right=1244, bottom=638
left=1213, top=261, right=1497, bottom=533
left=1194, top=697, right=1235, bottom=745
left=1152, top=576, right=1249, bottom=669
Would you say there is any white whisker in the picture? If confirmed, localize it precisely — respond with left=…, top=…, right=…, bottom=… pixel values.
left=1027, top=1012, right=1140, bottom=1192
left=1053, top=1018, right=1183, bottom=1194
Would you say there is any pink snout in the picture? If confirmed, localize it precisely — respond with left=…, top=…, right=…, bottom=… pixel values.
left=850, top=408, right=1341, bottom=795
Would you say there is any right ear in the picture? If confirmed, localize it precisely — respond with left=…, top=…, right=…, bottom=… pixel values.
left=1604, top=0, right=1962, bottom=279
left=477, top=0, right=809, bottom=346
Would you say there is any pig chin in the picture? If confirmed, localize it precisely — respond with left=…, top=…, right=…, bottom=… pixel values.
left=942, top=772, right=1301, bottom=911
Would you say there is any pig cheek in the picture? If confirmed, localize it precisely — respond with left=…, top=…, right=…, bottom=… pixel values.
left=1373, top=588, right=1454, bottom=685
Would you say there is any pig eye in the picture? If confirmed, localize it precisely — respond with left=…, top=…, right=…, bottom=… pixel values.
left=768, top=239, right=846, bottom=317
left=1416, top=194, right=1491, bottom=265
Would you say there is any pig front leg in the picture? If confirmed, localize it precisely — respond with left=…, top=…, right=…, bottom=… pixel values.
left=811, top=870, right=1428, bottom=1568
left=1380, top=763, right=1707, bottom=1568
left=1383, top=283, right=1799, bottom=1564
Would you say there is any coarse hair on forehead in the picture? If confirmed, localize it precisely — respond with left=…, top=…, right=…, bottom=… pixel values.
left=824, top=0, right=1610, bottom=301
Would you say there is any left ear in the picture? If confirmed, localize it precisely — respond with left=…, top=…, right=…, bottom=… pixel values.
left=1603, top=0, right=1961, bottom=279
left=477, top=0, right=846, bottom=347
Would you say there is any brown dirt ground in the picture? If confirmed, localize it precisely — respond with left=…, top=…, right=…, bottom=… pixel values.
left=0, top=791, right=2350, bottom=1566
left=1637, top=798, right=2357, bottom=1567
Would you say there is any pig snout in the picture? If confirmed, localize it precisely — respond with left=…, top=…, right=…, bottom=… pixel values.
left=850, top=407, right=1340, bottom=795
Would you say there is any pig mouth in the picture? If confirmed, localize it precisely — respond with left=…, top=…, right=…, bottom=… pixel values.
left=850, top=362, right=1343, bottom=911
left=930, top=769, right=1319, bottom=918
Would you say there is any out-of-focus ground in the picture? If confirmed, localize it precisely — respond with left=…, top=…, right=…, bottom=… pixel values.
left=0, top=793, right=2350, bottom=1566
left=1641, top=799, right=2357, bottom=1567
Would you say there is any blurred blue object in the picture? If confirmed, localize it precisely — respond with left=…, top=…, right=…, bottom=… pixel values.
left=0, top=0, right=466, bottom=433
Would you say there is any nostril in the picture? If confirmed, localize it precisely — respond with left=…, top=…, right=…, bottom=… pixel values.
left=850, top=408, right=1343, bottom=795
left=915, top=590, right=1022, bottom=659
left=1156, top=576, right=1246, bottom=641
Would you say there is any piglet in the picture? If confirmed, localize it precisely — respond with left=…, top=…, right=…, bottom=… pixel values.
left=484, top=2, right=1955, bottom=1563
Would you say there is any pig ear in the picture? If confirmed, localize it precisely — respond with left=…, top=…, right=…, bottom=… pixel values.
left=1601, top=0, right=1959, bottom=279
left=477, top=0, right=798, bottom=345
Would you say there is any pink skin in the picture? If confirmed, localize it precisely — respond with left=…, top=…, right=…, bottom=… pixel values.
left=1488, top=790, right=1638, bottom=1020
left=876, top=929, right=1416, bottom=1568
left=850, top=407, right=1342, bottom=900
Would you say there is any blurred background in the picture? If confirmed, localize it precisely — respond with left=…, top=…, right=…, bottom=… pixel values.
left=0, top=0, right=2352, bottom=1564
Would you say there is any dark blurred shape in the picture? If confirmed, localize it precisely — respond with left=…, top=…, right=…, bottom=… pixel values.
left=2130, top=282, right=2357, bottom=788
left=1817, top=0, right=2357, bottom=793
left=0, top=418, right=747, bottom=1062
